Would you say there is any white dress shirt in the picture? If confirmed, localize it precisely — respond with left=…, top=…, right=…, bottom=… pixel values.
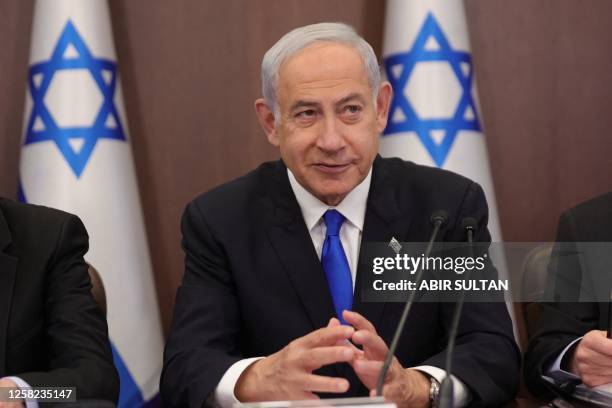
left=213, top=167, right=469, bottom=407
left=547, top=337, right=582, bottom=381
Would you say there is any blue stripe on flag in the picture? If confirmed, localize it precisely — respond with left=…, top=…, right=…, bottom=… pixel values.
left=112, top=342, right=144, bottom=407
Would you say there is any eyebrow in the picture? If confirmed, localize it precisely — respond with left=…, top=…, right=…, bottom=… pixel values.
left=289, top=93, right=367, bottom=113
left=334, top=93, right=367, bottom=106
left=289, top=100, right=321, bottom=112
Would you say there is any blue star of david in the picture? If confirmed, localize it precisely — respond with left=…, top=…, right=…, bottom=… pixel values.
left=383, top=12, right=481, bottom=167
left=24, top=20, right=126, bottom=178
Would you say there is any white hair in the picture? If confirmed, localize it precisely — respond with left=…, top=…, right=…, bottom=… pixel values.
left=261, top=22, right=381, bottom=117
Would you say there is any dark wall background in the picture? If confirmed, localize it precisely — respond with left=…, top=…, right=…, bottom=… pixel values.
left=1, top=0, right=611, bottom=335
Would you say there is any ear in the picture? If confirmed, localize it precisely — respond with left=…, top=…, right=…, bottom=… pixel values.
left=254, top=98, right=279, bottom=146
left=374, top=82, right=393, bottom=134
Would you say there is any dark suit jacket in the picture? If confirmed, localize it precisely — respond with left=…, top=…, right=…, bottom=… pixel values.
left=161, top=157, right=520, bottom=407
left=524, top=192, right=612, bottom=397
left=0, top=198, right=119, bottom=402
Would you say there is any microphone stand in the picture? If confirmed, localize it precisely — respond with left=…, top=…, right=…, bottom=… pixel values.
left=438, top=217, right=477, bottom=408
left=375, top=211, right=448, bottom=397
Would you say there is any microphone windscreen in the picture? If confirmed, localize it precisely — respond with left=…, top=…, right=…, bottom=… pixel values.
left=430, top=210, right=449, bottom=227
left=461, top=217, right=478, bottom=231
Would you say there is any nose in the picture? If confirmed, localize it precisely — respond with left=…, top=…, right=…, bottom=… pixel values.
left=316, top=116, right=346, bottom=154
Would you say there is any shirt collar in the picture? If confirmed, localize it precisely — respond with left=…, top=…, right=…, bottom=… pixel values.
left=287, top=167, right=372, bottom=232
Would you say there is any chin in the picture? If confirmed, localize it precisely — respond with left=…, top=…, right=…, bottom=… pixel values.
left=312, top=183, right=354, bottom=205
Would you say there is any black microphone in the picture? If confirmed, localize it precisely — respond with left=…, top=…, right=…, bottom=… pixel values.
left=375, top=210, right=449, bottom=397
left=438, top=217, right=478, bottom=408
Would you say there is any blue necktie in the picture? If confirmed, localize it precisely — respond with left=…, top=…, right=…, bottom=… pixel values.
left=322, top=209, right=353, bottom=325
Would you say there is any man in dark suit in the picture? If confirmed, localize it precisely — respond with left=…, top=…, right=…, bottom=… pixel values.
left=0, top=197, right=119, bottom=405
left=525, top=192, right=612, bottom=397
left=161, top=22, right=519, bottom=407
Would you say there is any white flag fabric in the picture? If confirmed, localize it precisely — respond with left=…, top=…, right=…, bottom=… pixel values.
left=19, top=0, right=163, bottom=405
left=380, top=0, right=504, bottom=243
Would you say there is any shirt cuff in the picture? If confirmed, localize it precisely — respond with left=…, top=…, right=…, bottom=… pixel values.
left=547, top=337, right=582, bottom=381
left=413, top=365, right=471, bottom=407
left=3, top=376, right=39, bottom=408
left=213, top=357, right=263, bottom=408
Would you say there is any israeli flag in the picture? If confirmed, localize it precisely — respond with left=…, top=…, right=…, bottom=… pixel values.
left=19, top=0, right=163, bottom=406
left=380, top=0, right=519, bottom=334
left=380, top=0, right=504, bottom=243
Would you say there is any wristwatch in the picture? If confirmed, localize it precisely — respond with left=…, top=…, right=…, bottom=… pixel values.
left=429, top=376, right=440, bottom=408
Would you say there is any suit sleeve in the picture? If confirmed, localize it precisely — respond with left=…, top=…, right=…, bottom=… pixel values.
left=423, top=181, right=521, bottom=406
left=523, top=210, right=599, bottom=397
left=161, top=201, right=243, bottom=408
left=18, top=214, right=119, bottom=402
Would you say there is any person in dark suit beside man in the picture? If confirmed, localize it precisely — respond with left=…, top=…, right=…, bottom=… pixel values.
left=0, top=197, right=119, bottom=406
left=161, top=22, right=519, bottom=408
left=525, top=192, right=612, bottom=397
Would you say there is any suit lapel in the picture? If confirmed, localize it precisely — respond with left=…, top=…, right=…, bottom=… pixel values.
left=0, top=205, right=18, bottom=377
left=353, top=157, right=409, bottom=330
left=264, top=163, right=336, bottom=331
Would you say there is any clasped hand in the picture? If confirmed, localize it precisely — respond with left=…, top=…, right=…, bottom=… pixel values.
left=569, top=330, right=612, bottom=387
left=235, top=310, right=429, bottom=407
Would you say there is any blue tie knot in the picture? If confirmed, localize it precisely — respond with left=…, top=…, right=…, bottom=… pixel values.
left=323, top=209, right=345, bottom=237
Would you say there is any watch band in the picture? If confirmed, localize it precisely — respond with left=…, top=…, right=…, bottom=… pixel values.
left=429, top=376, right=440, bottom=408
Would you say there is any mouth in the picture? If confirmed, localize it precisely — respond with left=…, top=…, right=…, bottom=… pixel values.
left=312, top=162, right=352, bottom=174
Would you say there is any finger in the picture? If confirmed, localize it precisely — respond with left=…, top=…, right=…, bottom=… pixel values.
left=297, top=325, right=354, bottom=348
left=580, top=363, right=612, bottom=381
left=348, top=341, right=365, bottom=356
left=580, top=371, right=612, bottom=388
left=333, top=338, right=365, bottom=356
left=343, top=310, right=377, bottom=333
left=301, top=346, right=355, bottom=369
left=353, top=358, right=384, bottom=375
left=352, top=329, right=389, bottom=358
left=584, top=331, right=612, bottom=357
left=301, top=373, right=350, bottom=394
left=578, top=349, right=612, bottom=369
left=328, top=318, right=356, bottom=349
left=576, top=334, right=612, bottom=369
left=327, top=317, right=341, bottom=328
left=577, top=359, right=612, bottom=380
left=294, top=391, right=320, bottom=401
left=353, top=358, right=385, bottom=388
left=328, top=317, right=362, bottom=352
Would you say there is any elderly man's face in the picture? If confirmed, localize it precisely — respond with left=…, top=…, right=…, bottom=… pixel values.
left=256, top=42, right=391, bottom=206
